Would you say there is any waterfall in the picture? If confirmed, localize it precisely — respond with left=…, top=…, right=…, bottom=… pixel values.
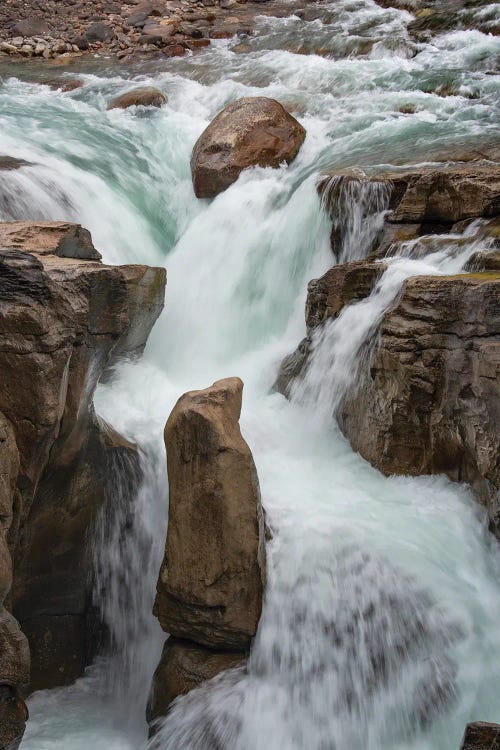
left=92, top=447, right=167, bottom=726
left=291, top=222, right=492, bottom=424
left=1, top=0, right=499, bottom=746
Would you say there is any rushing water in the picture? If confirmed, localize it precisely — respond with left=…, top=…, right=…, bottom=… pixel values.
left=1, top=0, right=500, bottom=748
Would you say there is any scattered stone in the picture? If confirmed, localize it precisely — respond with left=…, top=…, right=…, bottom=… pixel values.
left=191, top=96, right=306, bottom=199
left=0, top=42, right=19, bottom=54
left=70, top=35, right=90, bottom=50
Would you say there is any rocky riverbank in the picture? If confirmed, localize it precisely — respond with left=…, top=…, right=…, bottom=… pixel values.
left=0, top=0, right=306, bottom=63
left=1, top=0, right=497, bottom=64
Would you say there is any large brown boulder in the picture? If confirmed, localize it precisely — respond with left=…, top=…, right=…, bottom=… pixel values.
left=0, top=221, right=166, bottom=691
left=191, top=97, right=306, bottom=198
left=154, top=377, right=266, bottom=650
left=460, top=722, right=500, bottom=749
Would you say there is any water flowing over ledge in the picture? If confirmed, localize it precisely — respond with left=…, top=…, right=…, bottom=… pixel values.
left=0, top=0, right=499, bottom=747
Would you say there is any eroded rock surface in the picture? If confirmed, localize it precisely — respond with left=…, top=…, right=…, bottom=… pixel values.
left=155, top=377, right=266, bottom=649
left=0, top=414, right=29, bottom=749
left=191, top=97, right=306, bottom=198
left=151, top=377, right=266, bottom=722
left=0, top=220, right=166, bottom=690
left=278, top=161, right=500, bottom=534
left=148, top=637, right=244, bottom=725
left=339, top=273, right=500, bottom=533
left=460, top=721, right=500, bottom=749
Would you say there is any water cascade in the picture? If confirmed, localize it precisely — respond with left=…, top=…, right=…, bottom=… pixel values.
left=0, top=0, right=499, bottom=748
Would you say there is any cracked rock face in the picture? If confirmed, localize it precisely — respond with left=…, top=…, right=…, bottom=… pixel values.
left=339, top=272, right=500, bottom=534
left=0, top=220, right=166, bottom=691
left=0, top=413, right=29, bottom=750
left=278, top=161, right=500, bottom=535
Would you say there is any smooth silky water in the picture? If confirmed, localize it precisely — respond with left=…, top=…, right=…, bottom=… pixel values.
left=0, top=0, right=499, bottom=747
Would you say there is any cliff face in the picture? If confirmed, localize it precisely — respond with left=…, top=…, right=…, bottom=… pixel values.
left=0, top=221, right=166, bottom=715
left=339, top=273, right=500, bottom=533
left=277, top=161, right=500, bottom=535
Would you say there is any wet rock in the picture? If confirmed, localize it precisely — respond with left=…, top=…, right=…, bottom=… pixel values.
left=0, top=157, right=31, bottom=172
left=154, top=377, right=266, bottom=650
left=273, top=337, right=311, bottom=399
left=274, top=261, right=385, bottom=395
left=319, top=163, right=500, bottom=228
left=305, top=261, right=386, bottom=331
left=162, top=43, right=185, bottom=57
left=0, top=685, right=28, bottom=750
left=191, top=96, right=306, bottom=198
left=41, top=78, right=84, bottom=92
left=0, top=413, right=30, bottom=749
left=460, top=722, right=500, bottom=749
left=107, top=86, right=167, bottom=109
left=0, top=220, right=166, bottom=690
left=339, top=272, right=500, bottom=535
left=148, top=637, right=245, bottom=724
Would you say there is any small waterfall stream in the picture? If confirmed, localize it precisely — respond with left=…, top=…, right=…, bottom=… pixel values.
left=0, top=0, right=499, bottom=747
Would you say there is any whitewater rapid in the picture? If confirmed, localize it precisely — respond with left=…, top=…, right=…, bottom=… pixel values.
left=1, top=0, right=499, bottom=747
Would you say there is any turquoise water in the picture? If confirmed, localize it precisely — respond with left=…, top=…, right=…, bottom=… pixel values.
left=0, top=1, right=499, bottom=747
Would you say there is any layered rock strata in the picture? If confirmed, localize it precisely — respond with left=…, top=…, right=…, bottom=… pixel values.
left=0, top=221, right=166, bottom=696
left=277, top=162, right=500, bottom=534
left=150, top=377, right=266, bottom=723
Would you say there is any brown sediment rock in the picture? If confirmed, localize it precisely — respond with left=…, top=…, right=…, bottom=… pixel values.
left=278, top=160, right=500, bottom=534
left=0, top=414, right=29, bottom=749
left=147, top=637, right=245, bottom=725
left=305, top=261, right=386, bottom=330
left=150, top=378, right=266, bottom=724
left=191, top=97, right=306, bottom=198
left=0, top=220, right=166, bottom=690
left=318, top=163, right=500, bottom=231
left=107, top=86, right=167, bottom=110
left=339, top=272, right=500, bottom=533
left=154, top=377, right=266, bottom=650
left=460, top=721, right=500, bottom=749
